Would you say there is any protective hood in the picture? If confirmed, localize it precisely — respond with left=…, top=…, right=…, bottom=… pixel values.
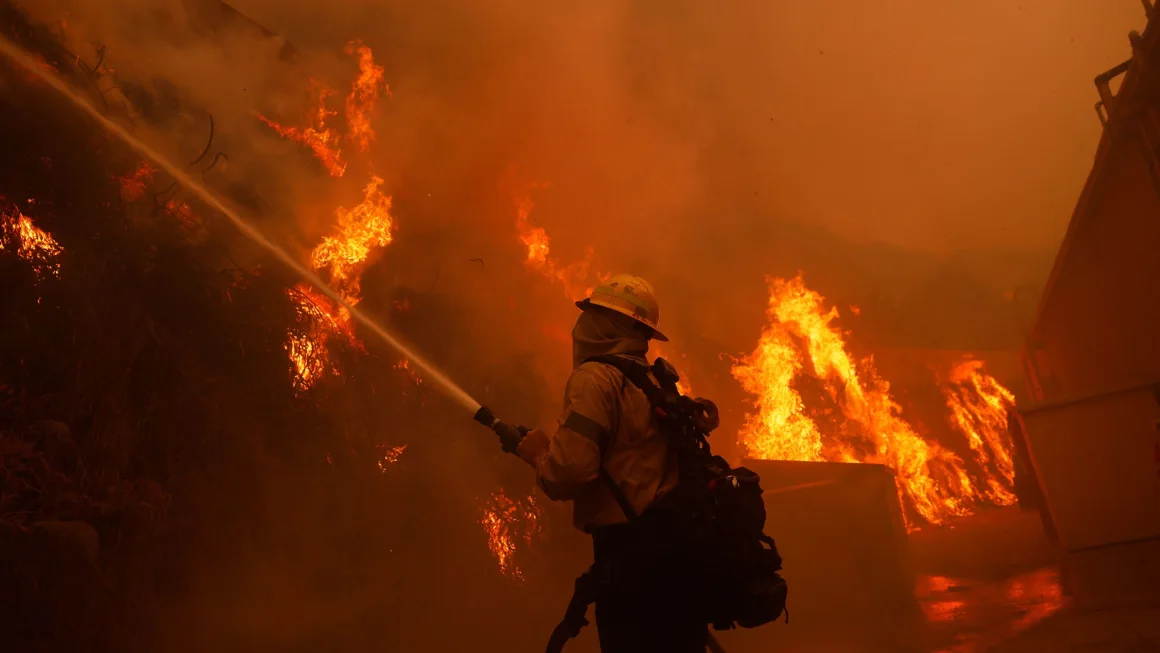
left=571, top=307, right=649, bottom=369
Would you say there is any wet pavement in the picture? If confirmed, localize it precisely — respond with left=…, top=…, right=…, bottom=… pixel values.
left=918, top=567, right=1070, bottom=651
left=912, top=510, right=1160, bottom=653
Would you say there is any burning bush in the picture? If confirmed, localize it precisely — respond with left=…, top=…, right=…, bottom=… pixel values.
left=0, top=5, right=569, bottom=650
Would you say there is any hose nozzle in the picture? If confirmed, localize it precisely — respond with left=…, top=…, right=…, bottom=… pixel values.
left=474, top=405, right=525, bottom=455
left=473, top=405, right=499, bottom=428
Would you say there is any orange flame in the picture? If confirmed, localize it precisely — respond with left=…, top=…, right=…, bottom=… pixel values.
left=1, top=208, right=62, bottom=277
left=272, top=49, right=394, bottom=391
left=511, top=182, right=595, bottom=301
left=119, top=161, right=155, bottom=201
left=480, top=490, right=542, bottom=581
left=943, top=359, right=1018, bottom=506
left=732, top=319, right=825, bottom=462
left=394, top=358, right=423, bottom=385
left=344, top=41, right=387, bottom=153
left=311, top=174, right=393, bottom=305
left=377, top=444, right=407, bottom=470
left=286, top=283, right=348, bottom=391
left=733, top=275, right=1017, bottom=528
left=260, top=83, right=348, bottom=177
left=650, top=342, right=693, bottom=396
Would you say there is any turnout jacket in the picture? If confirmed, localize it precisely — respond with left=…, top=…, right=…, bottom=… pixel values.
left=530, top=309, right=678, bottom=531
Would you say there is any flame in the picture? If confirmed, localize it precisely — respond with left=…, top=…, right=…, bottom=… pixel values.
left=511, top=182, right=595, bottom=301
left=276, top=50, right=394, bottom=390
left=732, top=316, right=826, bottom=462
left=377, top=444, right=407, bottom=470
left=260, top=82, right=348, bottom=177
left=311, top=175, right=393, bottom=304
left=1, top=207, right=62, bottom=277
left=943, top=359, right=1018, bottom=506
left=119, top=161, right=155, bottom=201
left=650, top=342, right=693, bottom=396
left=286, top=283, right=348, bottom=391
left=394, top=358, right=423, bottom=385
left=344, top=41, right=387, bottom=153
left=480, top=490, right=542, bottom=581
left=733, top=275, right=1018, bottom=528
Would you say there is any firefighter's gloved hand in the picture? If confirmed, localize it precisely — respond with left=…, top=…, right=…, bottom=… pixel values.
left=516, top=427, right=550, bottom=466
left=493, top=420, right=528, bottom=455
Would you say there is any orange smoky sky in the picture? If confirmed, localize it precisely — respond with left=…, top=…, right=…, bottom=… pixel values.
left=230, top=0, right=1142, bottom=253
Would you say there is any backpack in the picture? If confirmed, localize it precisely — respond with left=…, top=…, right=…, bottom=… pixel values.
left=583, top=354, right=789, bottom=632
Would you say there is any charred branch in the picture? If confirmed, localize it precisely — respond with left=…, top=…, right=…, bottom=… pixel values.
left=188, top=114, right=215, bottom=166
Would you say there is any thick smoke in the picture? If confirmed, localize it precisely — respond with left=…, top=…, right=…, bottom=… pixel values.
left=22, top=0, right=1144, bottom=361
left=8, top=0, right=1146, bottom=649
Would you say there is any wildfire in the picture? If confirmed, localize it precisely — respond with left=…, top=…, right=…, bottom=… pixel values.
left=260, top=44, right=388, bottom=175
left=511, top=181, right=595, bottom=302
left=733, top=275, right=1017, bottom=528
left=394, top=359, right=423, bottom=384
left=119, top=161, right=155, bottom=201
left=275, top=45, right=396, bottom=392
left=650, top=342, right=693, bottom=396
left=943, top=359, right=1018, bottom=506
left=377, top=444, right=407, bottom=470
left=1, top=207, right=62, bottom=277
left=480, top=490, right=542, bottom=581
left=311, top=174, right=393, bottom=303
left=732, top=320, right=825, bottom=462
left=260, top=82, right=348, bottom=177
left=286, top=284, right=347, bottom=391
left=344, top=41, right=387, bottom=152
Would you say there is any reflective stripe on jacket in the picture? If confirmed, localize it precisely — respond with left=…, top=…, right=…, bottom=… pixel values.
left=534, top=307, right=677, bottom=531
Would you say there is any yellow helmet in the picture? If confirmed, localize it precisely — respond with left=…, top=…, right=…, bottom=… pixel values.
left=575, top=274, right=668, bottom=341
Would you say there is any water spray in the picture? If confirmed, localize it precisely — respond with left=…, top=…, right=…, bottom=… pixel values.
left=0, top=34, right=526, bottom=444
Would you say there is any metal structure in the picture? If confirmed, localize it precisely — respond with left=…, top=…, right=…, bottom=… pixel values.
left=1017, top=4, right=1160, bottom=550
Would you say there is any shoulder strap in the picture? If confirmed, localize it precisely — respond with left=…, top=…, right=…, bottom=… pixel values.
left=583, top=354, right=665, bottom=408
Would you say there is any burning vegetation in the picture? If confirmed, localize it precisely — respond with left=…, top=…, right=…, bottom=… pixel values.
left=259, top=83, right=348, bottom=177
left=480, top=490, right=543, bottom=582
left=1, top=205, right=62, bottom=277
left=0, top=0, right=1038, bottom=648
left=262, top=46, right=395, bottom=391
left=510, top=179, right=596, bottom=302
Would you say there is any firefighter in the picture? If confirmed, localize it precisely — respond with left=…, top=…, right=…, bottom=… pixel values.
left=515, top=274, right=709, bottom=653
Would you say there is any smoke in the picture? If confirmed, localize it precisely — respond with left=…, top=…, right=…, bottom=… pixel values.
left=7, top=0, right=1147, bottom=648
left=22, top=0, right=1144, bottom=332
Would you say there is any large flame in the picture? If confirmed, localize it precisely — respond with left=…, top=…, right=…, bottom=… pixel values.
left=286, top=283, right=347, bottom=391
left=1, top=207, right=62, bottom=277
left=311, top=174, right=394, bottom=305
left=943, top=359, right=1018, bottom=506
left=344, top=41, right=387, bottom=153
left=511, top=182, right=595, bottom=302
left=274, top=45, right=396, bottom=392
left=260, top=82, right=348, bottom=177
left=733, top=275, right=1018, bottom=528
left=480, top=490, right=542, bottom=581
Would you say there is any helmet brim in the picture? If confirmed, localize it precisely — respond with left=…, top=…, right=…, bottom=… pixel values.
left=575, top=298, right=669, bottom=342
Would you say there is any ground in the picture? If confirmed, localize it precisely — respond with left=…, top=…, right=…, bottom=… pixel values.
left=913, top=509, right=1160, bottom=653
left=707, top=507, right=1160, bottom=653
